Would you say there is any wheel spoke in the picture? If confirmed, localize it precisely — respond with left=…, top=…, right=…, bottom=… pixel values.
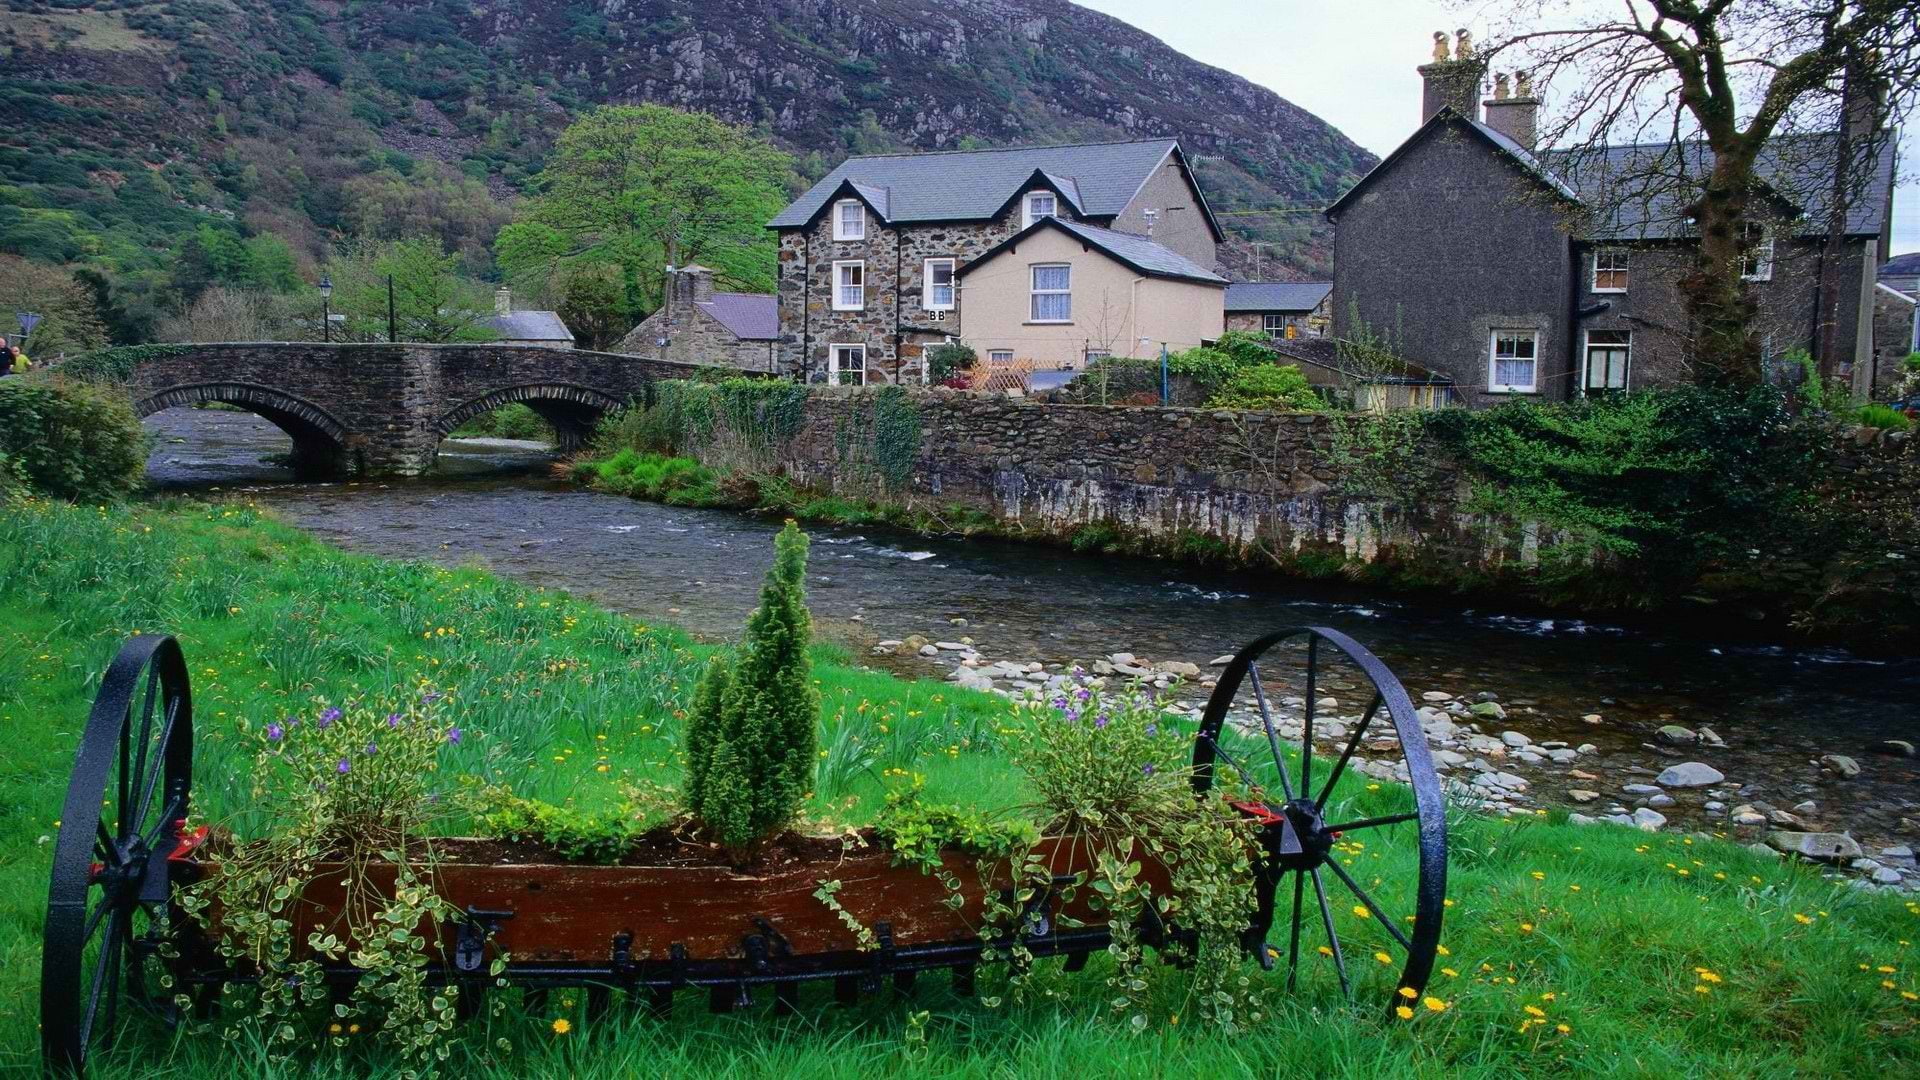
left=1285, top=868, right=1305, bottom=991
left=103, top=910, right=127, bottom=1038
left=129, top=666, right=160, bottom=826
left=1246, top=664, right=1295, bottom=802
left=141, top=793, right=187, bottom=851
left=1309, top=867, right=1350, bottom=1000
left=82, top=890, right=119, bottom=942
left=96, top=822, right=120, bottom=865
left=1300, top=638, right=1318, bottom=800
left=133, top=696, right=182, bottom=835
left=1324, top=857, right=1412, bottom=952
left=1197, top=732, right=1262, bottom=793
left=1316, top=694, right=1382, bottom=808
left=79, top=912, right=121, bottom=1046
left=1324, top=811, right=1421, bottom=835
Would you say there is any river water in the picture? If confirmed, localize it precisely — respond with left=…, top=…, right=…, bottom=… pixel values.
left=144, top=409, right=1919, bottom=849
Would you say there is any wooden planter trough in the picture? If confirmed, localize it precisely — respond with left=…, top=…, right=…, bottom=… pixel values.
left=42, top=630, right=1449, bottom=1075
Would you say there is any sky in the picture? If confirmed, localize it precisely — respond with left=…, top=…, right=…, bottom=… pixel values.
left=1079, top=0, right=1919, bottom=258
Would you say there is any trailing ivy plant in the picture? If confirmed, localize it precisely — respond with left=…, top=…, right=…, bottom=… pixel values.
left=683, top=521, right=820, bottom=855
left=982, top=678, right=1259, bottom=1032
left=176, top=691, right=506, bottom=1074
left=832, top=385, right=922, bottom=492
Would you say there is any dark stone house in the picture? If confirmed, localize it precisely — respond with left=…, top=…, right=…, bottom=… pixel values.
left=1225, top=281, right=1332, bottom=339
left=1328, top=45, right=1897, bottom=406
left=767, top=139, right=1224, bottom=384
left=616, top=265, right=779, bottom=372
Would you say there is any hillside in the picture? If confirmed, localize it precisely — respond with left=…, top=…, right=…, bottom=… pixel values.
left=0, top=0, right=1370, bottom=337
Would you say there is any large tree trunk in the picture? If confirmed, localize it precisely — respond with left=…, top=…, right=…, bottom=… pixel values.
left=1679, top=155, right=1764, bottom=387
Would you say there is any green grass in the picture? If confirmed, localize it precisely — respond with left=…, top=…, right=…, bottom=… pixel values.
left=1, top=498, right=1916, bottom=1076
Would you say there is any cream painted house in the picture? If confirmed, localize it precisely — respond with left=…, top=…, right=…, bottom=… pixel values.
left=955, top=217, right=1227, bottom=371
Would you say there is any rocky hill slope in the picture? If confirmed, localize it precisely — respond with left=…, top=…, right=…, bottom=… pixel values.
left=0, top=0, right=1370, bottom=287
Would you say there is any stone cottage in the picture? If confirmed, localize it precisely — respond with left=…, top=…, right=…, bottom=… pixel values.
left=767, top=139, right=1226, bottom=384
left=1225, top=281, right=1332, bottom=340
left=616, top=265, right=779, bottom=372
left=1327, top=37, right=1897, bottom=406
left=485, top=289, right=573, bottom=349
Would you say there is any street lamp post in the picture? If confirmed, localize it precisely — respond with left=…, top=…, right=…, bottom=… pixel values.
left=318, top=276, right=333, bottom=343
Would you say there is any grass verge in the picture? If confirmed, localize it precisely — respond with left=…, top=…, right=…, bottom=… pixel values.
left=0, top=498, right=1915, bottom=1076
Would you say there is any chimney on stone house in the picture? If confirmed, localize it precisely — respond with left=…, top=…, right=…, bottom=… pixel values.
left=1841, top=55, right=1888, bottom=140
left=494, top=287, right=512, bottom=316
left=1482, top=69, right=1542, bottom=149
left=1419, top=29, right=1485, bottom=123
left=665, top=265, right=717, bottom=311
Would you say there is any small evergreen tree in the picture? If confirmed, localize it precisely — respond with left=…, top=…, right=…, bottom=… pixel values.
left=683, top=521, right=819, bottom=852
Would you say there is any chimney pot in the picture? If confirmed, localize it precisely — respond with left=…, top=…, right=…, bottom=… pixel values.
left=1418, top=35, right=1484, bottom=124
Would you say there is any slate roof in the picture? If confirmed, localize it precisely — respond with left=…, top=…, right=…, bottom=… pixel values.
left=770, top=139, right=1221, bottom=238
left=486, top=310, right=573, bottom=342
left=956, top=217, right=1227, bottom=285
left=699, top=292, right=778, bottom=340
left=1329, top=107, right=1896, bottom=241
left=1226, top=281, right=1332, bottom=313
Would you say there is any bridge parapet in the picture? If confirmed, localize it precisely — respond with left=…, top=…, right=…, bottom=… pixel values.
left=98, top=343, right=747, bottom=476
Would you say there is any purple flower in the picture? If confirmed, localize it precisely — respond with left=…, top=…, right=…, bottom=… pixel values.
left=1064, top=708, right=1081, bottom=723
left=386, top=713, right=402, bottom=728
left=265, top=722, right=284, bottom=742
left=1095, top=715, right=1109, bottom=729
left=1050, top=696, right=1069, bottom=710
left=318, top=707, right=341, bottom=728
left=364, top=742, right=378, bottom=755
left=1142, top=764, right=1156, bottom=777
left=1145, top=724, right=1157, bottom=736
left=336, top=758, right=351, bottom=775
left=421, top=691, right=443, bottom=705
left=445, top=728, right=462, bottom=745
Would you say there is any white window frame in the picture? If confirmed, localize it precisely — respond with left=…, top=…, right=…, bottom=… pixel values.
left=1023, top=190, right=1058, bottom=230
left=1488, top=329, right=1540, bottom=394
left=1582, top=329, right=1632, bottom=393
left=832, top=260, right=865, bottom=311
left=829, top=343, right=867, bottom=386
left=1591, top=248, right=1629, bottom=293
left=833, top=199, right=865, bottom=241
left=988, top=350, right=1014, bottom=364
left=1029, top=263, right=1071, bottom=323
left=1262, top=313, right=1287, bottom=340
left=1741, top=224, right=1774, bottom=282
left=923, top=258, right=955, bottom=311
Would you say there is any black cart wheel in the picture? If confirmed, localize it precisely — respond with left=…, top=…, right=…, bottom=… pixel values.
left=1192, top=627, right=1446, bottom=1014
left=42, top=635, right=194, bottom=1075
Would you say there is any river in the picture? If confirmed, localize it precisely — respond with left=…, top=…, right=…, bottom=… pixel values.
left=144, top=409, right=1919, bottom=854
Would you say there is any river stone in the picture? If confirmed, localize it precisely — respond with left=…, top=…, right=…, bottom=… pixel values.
left=1871, top=867, right=1904, bottom=885
left=1569, top=789, right=1600, bottom=803
left=1868, top=739, right=1916, bottom=757
left=1471, top=702, right=1508, bottom=720
left=1568, top=813, right=1600, bottom=826
left=1879, top=845, right=1916, bottom=864
left=902, top=634, right=929, bottom=650
left=1622, top=783, right=1664, bottom=795
left=1766, top=831, right=1863, bottom=862
left=1792, top=800, right=1817, bottom=813
left=1768, top=809, right=1807, bottom=829
left=949, top=617, right=968, bottom=626
left=1697, top=726, right=1727, bottom=747
left=1577, top=743, right=1598, bottom=755
left=1114, top=662, right=1153, bottom=678
left=1154, top=660, right=1201, bottom=677
left=1547, top=749, right=1579, bottom=764
left=1569, top=769, right=1600, bottom=781
left=1657, top=762, right=1725, bottom=788
left=1647, top=794, right=1676, bottom=809
left=1732, top=809, right=1767, bottom=826
left=1632, top=807, right=1668, bottom=831
left=1421, top=690, right=1454, bottom=702
left=1819, top=754, right=1862, bottom=778
left=1499, top=730, right=1531, bottom=748
left=918, top=644, right=940, bottom=657
left=1581, top=713, right=1604, bottom=724
left=934, top=641, right=971, bottom=651
left=1209, top=654, right=1235, bottom=666
left=1655, top=725, right=1699, bottom=746
left=1109, top=652, right=1136, bottom=666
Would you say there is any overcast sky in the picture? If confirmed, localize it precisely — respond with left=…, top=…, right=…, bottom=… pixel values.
left=1079, top=0, right=1918, bottom=257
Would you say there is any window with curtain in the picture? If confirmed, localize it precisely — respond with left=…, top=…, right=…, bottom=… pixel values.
left=1030, top=264, right=1071, bottom=322
left=1741, top=224, right=1774, bottom=281
left=833, top=261, right=864, bottom=310
left=1024, top=191, right=1057, bottom=229
left=1584, top=329, right=1631, bottom=392
left=834, top=200, right=865, bottom=241
left=924, top=259, right=955, bottom=310
left=1489, top=329, right=1539, bottom=392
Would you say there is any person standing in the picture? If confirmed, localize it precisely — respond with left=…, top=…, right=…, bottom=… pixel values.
left=8, top=343, right=28, bottom=374
left=0, top=338, right=11, bottom=377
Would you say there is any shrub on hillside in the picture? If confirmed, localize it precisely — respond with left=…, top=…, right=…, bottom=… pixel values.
left=684, top=522, right=820, bottom=854
left=1204, top=363, right=1322, bottom=411
left=1855, top=403, right=1913, bottom=431
left=0, top=375, right=146, bottom=501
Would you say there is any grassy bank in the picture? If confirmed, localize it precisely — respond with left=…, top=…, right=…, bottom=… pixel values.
left=1, top=498, right=1916, bottom=1076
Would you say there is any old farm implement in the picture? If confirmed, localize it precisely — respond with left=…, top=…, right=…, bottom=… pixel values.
left=41, top=627, right=1448, bottom=1073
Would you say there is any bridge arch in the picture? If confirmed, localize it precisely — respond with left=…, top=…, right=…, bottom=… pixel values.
left=136, top=382, right=361, bottom=477
left=431, top=383, right=629, bottom=454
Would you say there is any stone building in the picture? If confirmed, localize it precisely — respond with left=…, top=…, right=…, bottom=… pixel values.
left=1872, top=283, right=1916, bottom=394
left=1225, top=282, right=1332, bottom=340
left=484, top=289, right=573, bottom=348
left=1327, top=37, right=1897, bottom=406
left=616, top=265, right=778, bottom=372
left=767, top=139, right=1225, bottom=384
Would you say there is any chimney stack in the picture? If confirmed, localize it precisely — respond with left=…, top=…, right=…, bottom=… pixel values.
left=494, top=287, right=512, bottom=316
left=1841, top=54, right=1887, bottom=140
left=1482, top=69, right=1542, bottom=149
left=1419, top=29, right=1485, bottom=124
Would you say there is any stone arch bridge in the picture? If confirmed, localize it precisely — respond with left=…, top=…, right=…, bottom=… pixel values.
left=113, top=344, right=736, bottom=476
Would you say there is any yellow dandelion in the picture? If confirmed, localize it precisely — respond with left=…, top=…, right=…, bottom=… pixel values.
left=1876, top=965, right=1896, bottom=974
left=1395, top=1005, right=1415, bottom=1020
left=1519, top=923, right=1534, bottom=933
left=1530, top=871, right=1545, bottom=880
left=1556, top=1023, right=1571, bottom=1034
left=1793, top=913, right=1814, bottom=925
left=1398, top=986, right=1418, bottom=999
left=1423, top=996, right=1447, bottom=1013
left=1437, top=944, right=1451, bottom=955
left=1374, top=951, right=1393, bottom=965
left=1353, top=905, right=1371, bottom=919
left=1523, top=1005, right=1546, bottom=1018
left=329, top=1023, right=343, bottom=1035
left=552, top=1018, right=573, bottom=1035
left=1317, top=945, right=1333, bottom=957
left=1901, top=991, right=1918, bottom=1001
left=1694, top=985, right=1711, bottom=994
left=1883, top=980, right=1897, bottom=991
left=1441, top=967, right=1458, bottom=978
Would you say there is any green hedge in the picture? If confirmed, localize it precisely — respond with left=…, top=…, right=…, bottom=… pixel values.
left=0, top=376, right=147, bottom=501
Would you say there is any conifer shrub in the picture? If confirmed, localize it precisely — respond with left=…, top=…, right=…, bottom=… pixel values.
left=683, top=521, right=820, bottom=853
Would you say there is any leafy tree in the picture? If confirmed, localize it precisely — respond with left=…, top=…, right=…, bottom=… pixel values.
left=0, top=256, right=110, bottom=356
left=505, top=105, right=791, bottom=313
left=325, top=237, right=498, bottom=344
left=683, top=522, right=820, bottom=855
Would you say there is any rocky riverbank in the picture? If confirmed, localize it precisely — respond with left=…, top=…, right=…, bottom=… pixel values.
left=871, top=631, right=1920, bottom=893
